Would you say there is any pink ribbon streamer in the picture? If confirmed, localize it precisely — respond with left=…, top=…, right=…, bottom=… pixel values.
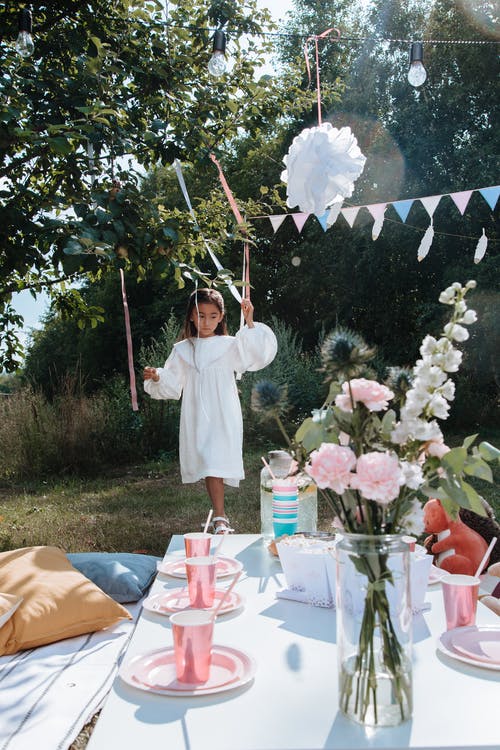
left=304, top=28, right=341, bottom=126
left=209, top=152, right=250, bottom=300
left=119, top=268, right=138, bottom=411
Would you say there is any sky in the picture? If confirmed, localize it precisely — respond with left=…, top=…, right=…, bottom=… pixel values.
left=11, top=0, right=294, bottom=340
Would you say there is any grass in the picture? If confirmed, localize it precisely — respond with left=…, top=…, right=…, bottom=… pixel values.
left=1, top=441, right=499, bottom=556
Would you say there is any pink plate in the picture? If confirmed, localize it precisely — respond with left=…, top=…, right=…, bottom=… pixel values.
left=143, top=588, right=244, bottom=616
left=428, top=565, right=446, bottom=585
left=438, top=627, right=500, bottom=671
left=157, top=556, right=243, bottom=579
left=120, top=645, right=256, bottom=696
left=450, top=626, right=500, bottom=664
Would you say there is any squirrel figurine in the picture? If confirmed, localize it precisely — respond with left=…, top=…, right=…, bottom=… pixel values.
left=423, top=498, right=489, bottom=575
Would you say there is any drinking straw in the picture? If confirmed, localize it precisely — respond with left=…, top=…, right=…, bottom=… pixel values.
left=474, top=536, right=497, bottom=578
left=203, top=509, right=214, bottom=534
left=212, top=570, right=242, bottom=618
left=261, top=456, right=276, bottom=480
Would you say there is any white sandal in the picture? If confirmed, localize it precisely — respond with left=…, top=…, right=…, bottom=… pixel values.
left=211, top=516, right=234, bottom=535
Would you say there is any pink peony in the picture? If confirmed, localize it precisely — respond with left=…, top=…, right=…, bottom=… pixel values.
left=350, top=452, right=404, bottom=504
left=306, top=443, right=356, bottom=494
left=335, top=378, right=394, bottom=413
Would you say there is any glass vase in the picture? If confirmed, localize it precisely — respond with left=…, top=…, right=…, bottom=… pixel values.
left=336, top=533, right=413, bottom=727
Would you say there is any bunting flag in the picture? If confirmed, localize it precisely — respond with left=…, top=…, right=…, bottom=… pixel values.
left=479, top=186, right=500, bottom=211
left=270, top=214, right=287, bottom=233
left=367, top=203, right=387, bottom=240
left=341, top=206, right=360, bottom=227
left=450, top=190, right=473, bottom=215
left=392, top=199, right=414, bottom=222
left=474, top=228, right=488, bottom=263
left=326, top=201, right=343, bottom=227
left=316, top=210, right=330, bottom=231
left=420, top=194, right=442, bottom=219
left=292, top=212, right=309, bottom=233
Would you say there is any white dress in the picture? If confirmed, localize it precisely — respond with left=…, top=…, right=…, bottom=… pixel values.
left=144, top=323, right=277, bottom=487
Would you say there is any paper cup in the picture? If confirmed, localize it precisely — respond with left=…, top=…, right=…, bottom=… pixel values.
left=185, top=556, right=217, bottom=608
left=441, top=573, right=480, bottom=630
left=184, top=532, right=212, bottom=558
left=170, top=609, right=214, bottom=683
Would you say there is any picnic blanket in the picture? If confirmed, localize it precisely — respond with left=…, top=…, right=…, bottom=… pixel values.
left=0, top=601, right=141, bottom=750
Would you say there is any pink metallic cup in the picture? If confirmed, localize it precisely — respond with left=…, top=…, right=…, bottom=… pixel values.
left=442, top=573, right=480, bottom=630
left=184, top=532, right=212, bottom=558
left=185, top=556, right=217, bottom=608
left=170, top=609, right=214, bottom=683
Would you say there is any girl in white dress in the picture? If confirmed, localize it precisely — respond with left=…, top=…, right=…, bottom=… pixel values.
left=143, top=288, right=277, bottom=534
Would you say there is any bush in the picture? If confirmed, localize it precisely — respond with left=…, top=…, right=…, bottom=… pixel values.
left=0, top=376, right=141, bottom=479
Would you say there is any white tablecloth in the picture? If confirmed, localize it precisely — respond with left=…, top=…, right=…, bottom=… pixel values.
left=87, top=535, right=500, bottom=750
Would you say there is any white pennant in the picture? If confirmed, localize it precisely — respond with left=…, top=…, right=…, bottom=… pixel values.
left=474, top=228, right=488, bottom=263
left=417, top=219, right=434, bottom=261
left=420, top=195, right=442, bottom=219
left=367, top=203, right=387, bottom=240
left=449, top=190, right=473, bottom=216
left=341, top=206, right=360, bottom=228
left=269, top=215, right=287, bottom=234
left=326, top=201, right=343, bottom=227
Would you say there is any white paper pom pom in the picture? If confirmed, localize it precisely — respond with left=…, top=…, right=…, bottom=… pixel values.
left=281, top=123, right=366, bottom=217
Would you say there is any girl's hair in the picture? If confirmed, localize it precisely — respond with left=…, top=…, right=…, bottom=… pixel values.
left=179, top=288, right=228, bottom=340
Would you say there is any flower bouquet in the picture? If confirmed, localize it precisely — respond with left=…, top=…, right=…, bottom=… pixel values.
left=252, top=281, right=499, bottom=726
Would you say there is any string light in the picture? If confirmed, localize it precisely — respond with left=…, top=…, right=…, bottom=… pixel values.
left=15, top=7, right=34, bottom=58
left=408, top=42, right=427, bottom=87
left=208, top=29, right=227, bottom=77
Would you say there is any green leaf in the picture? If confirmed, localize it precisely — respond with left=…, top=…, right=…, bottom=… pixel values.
left=462, top=433, right=478, bottom=450
left=441, top=447, right=467, bottom=475
left=478, top=442, right=500, bottom=462
left=295, top=418, right=325, bottom=452
left=463, top=457, right=493, bottom=483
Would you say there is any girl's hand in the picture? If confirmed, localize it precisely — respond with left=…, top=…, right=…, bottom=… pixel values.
left=143, top=367, right=159, bottom=382
left=241, top=298, right=254, bottom=328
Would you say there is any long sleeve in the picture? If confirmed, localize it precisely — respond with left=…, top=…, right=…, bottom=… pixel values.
left=143, top=347, right=187, bottom=401
left=233, top=322, right=277, bottom=373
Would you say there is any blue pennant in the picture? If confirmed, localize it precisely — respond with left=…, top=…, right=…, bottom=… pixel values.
left=316, top=210, right=329, bottom=231
left=392, top=200, right=414, bottom=223
left=479, top=186, right=500, bottom=211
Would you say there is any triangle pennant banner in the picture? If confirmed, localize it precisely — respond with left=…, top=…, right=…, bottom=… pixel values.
left=316, top=211, right=329, bottom=232
left=392, top=200, right=414, bottom=223
left=269, top=215, right=287, bottom=234
left=449, top=190, right=473, bottom=215
left=420, top=195, right=442, bottom=218
left=479, top=186, right=500, bottom=211
left=292, top=212, right=309, bottom=233
left=367, top=203, right=387, bottom=240
left=341, top=206, right=360, bottom=228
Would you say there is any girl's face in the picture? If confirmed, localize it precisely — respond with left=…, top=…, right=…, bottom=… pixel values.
left=190, top=302, right=224, bottom=337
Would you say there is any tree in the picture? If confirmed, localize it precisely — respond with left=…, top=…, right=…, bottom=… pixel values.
left=0, top=0, right=303, bottom=371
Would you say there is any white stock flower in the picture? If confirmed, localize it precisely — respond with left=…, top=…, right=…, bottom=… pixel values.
left=413, top=361, right=447, bottom=388
left=400, top=461, right=424, bottom=490
left=440, top=346, right=462, bottom=372
left=444, top=322, right=469, bottom=342
left=465, top=280, right=477, bottom=290
left=439, top=379, right=455, bottom=401
left=439, top=287, right=456, bottom=304
left=401, top=498, right=425, bottom=536
left=460, top=309, right=477, bottom=325
left=420, top=335, right=438, bottom=357
left=391, top=416, right=442, bottom=444
left=426, top=393, right=450, bottom=419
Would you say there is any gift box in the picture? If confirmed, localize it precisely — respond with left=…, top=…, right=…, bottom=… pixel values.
left=276, top=534, right=338, bottom=608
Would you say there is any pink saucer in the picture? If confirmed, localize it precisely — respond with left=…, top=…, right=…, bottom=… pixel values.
left=143, top=588, right=244, bottom=616
left=120, top=645, right=256, bottom=696
left=157, top=556, right=243, bottom=579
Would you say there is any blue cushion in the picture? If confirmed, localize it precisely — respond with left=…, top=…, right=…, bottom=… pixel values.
left=67, top=552, right=160, bottom=603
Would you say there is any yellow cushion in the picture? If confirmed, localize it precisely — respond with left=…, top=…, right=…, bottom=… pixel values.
left=0, top=546, right=131, bottom=655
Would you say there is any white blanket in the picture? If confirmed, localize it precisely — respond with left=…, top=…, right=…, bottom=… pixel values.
left=0, top=601, right=141, bottom=750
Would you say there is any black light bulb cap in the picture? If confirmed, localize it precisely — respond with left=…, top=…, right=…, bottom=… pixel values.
left=18, top=8, right=33, bottom=34
left=409, top=42, right=424, bottom=64
left=212, top=29, right=226, bottom=54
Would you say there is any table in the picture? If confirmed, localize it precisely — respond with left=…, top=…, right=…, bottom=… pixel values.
left=87, top=535, right=500, bottom=750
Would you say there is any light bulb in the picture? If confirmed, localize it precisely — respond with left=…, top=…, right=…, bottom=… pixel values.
left=208, top=29, right=227, bottom=78
left=407, top=42, right=426, bottom=87
left=16, top=31, right=34, bottom=58
left=208, top=51, right=227, bottom=77
left=16, top=9, right=34, bottom=58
